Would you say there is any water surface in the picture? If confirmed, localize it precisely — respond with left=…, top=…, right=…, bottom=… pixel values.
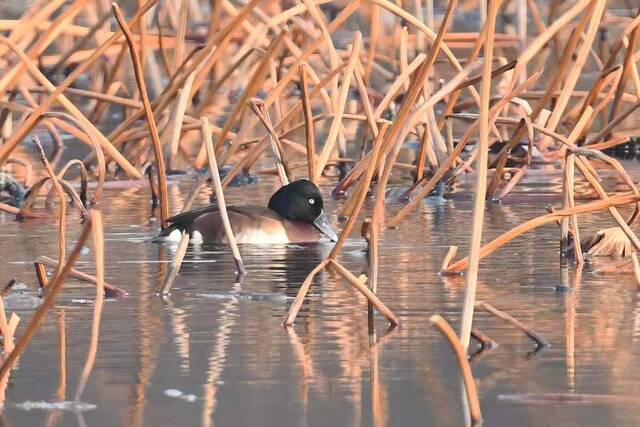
left=1, top=168, right=640, bottom=427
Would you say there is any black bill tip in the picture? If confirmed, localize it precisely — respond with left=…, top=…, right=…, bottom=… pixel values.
left=313, top=210, right=338, bottom=242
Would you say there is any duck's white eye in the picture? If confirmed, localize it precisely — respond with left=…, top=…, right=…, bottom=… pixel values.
left=308, top=198, right=315, bottom=204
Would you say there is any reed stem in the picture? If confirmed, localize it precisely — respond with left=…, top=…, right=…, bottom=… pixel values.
left=459, top=0, right=497, bottom=353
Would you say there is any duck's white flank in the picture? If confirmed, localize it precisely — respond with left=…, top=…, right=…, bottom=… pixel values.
left=163, top=229, right=204, bottom=244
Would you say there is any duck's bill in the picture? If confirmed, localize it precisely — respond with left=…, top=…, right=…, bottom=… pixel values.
left=313, top=211, right=338, bottom=242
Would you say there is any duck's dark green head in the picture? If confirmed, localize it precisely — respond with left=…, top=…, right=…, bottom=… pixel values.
left=268, top=179, right=338, bottom=241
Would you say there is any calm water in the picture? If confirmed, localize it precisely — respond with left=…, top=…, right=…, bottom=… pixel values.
left=1, top=0, right=640, bottom=423
left=1, top=165, right=640, bottom=427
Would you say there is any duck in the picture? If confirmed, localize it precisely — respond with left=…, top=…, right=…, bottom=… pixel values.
left=159, top=179, right=338, bottom=244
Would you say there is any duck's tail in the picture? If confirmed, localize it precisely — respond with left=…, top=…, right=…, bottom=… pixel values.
left=151, top=224, right=186, bottom=243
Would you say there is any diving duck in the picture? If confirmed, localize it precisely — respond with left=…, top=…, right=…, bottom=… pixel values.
left=159, top=179, right=338, bottom=244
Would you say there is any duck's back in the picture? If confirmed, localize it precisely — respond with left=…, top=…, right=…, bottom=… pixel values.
left=167, top=205, right=321, bottom=244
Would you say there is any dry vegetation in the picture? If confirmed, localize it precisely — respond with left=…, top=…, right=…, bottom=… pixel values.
left=0, top=0, right=638, bottom=419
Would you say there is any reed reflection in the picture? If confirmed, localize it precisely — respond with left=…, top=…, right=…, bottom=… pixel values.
left=201, top=277, right=242, bottom=427
left=44, top=309, right=66, bottom=427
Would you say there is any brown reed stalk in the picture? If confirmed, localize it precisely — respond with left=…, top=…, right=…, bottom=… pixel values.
left=300, top=0, right=341, bottom=104
left=459, top=0, right=497, bottom=352
left=113, top=3, right=170, bottom=228
left=0, top=0, right=65, bottom=60
left=165, top=64, right=201, bottom=171
left=52, top=159, right=88, bottom=207
left=632, top=254, right=640, bottom=289
left=437, top=14, right=489, bottom=130
left=365, top=214, right=378, bottom=325
left=365, top=4, right=380, bottom=83
left=90, top=46, right=128, bottom=121
left=35, top=255, right=127, bottom=297
left=329, top=259, right=399, bottom=326
left=220, top=63, right=348, bottom=186
left=560, top=109, right=594, bottom=263
left=388, top=72, right=541, bottom=228
left=430, top=315, right=482, bottom=424
left=0, top=209, right=94, bottom=378
left=400, top=26, right=409, bottom=84
left=205, top=30, right=287, bottom=162
left=369, top=0, right=480, bottom=104
left=353, top=60, right=380, bottom=139
left=487, top=1, right=596, bottom=195
left=0, top=202, right=20, bottom=216
left=536, top=0, right=606, bottom=151
left=444, top=193, right=640, bottom=273
left=189, top=2, right=262, bottom=96
left=134, top=0, right=147, bottom=71
left=370, top=334, right=384, bottom=427
left=19, top=81, right=142, bottom=108
left=0, top=0, right=88, bottom=97
left=33, top=136, right=67, bottom=282
left=299, top=64, right=316, bottom=183
left=314, top=32, right=362, bottom=181
left=148, top=0, right=260, bottom=131
left=42, top=118, right=105, bottom=206
left=476, top=301, right=548, bottom=347
left=34, top=261, right=49, bottom=288
left=283, top=259, right=330, bottom=326
left=57, top=310, right=66, bottom=399
left=263, top=0, right=362, bottom=108
left=248, top=100, right=292, bottom=185
left=5, top=157, right=31, bottom=187
left=451, top=60, right=517, bottom=95
left=608, top=7, right=640, bottom=125
left=441, top=246, right=459, bottom=271
left=202, top=117, right=245, bottom=275
left=47, top=9, right=112, bottom=77
left=1, top=279, right=16, bottom=297
left=340, top=135, right=388, bottom=221
left=415, top=124, right=430, bottom=183
left=372, top=54, right=426, bottom=119
left=367, top=126, right=393, bottom=301
left=0, top=36, right=141, bottom=179
left=174, top=0, right=188, bottom=74
left=516, top=0, right=592, bottom=72
left=588, top=136, right=632, bottom=151
left=160, top=231, right=190, bottom=295
left=471, top=328, right=497, bottom=350
left=573, top=157, right=640, bottom=251
left=194, top=48, right=259, bottom=116
left=0, top=298, right=17, bottom=407
left=572, top=65, right=621, bottom=125
left=589, top=102, right=640, bottom=144
left=0, top=296, right=19, bottom=354
left=73, top=210, right=105, bottom=402
left=369, top=0, right=458, bottom=201
left=329, top=124, right=388, bottom=260
left=330, top=0, right=456, bottom=203
left=17, top=178, right=55, bottom=219
left=585, top=74, right=624, bottom=132
left=155, top=15, right=172, bottom=77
